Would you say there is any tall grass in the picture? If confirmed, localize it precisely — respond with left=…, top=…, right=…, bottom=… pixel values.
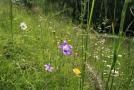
left=81, top=0, right=95, bottom=90
left=105, top=0, right=130, bottom=89
left=10, top=0, right=14, bottom=51
left=0, top=0, right=134, bottom=90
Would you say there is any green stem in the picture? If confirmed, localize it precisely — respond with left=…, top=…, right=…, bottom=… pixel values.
left=104, top=0, right=107, bottom=19
left=81, top=0, right=95, bottom=90
left=10, top=0, right=14, bottom=59
left=10, top=0, right=13, bottom=42
left=105, top=0, right=130, bottom=89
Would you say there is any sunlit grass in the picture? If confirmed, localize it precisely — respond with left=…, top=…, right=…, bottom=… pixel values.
left=0, top=1, right=134, bottom=90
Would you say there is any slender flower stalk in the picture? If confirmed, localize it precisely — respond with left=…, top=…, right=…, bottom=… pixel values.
left=10, top=0, right=13, bottom=41
left=10, top=0, right=14, bottom=60
left=81, top=0, right=95, bottom=90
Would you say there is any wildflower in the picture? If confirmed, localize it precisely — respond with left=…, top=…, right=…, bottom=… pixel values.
left=100, top=39, right=105, bottom=44
left=49, top=26, right=53, bottom=30
left=38, top=25, right=41, bottom=27
left=44, top=64, right=53, bottom=72
left=11, top=0, right=16, bottom=3
left=117, top=61, right=121, bottom=65
left=103, top=73, right=106, bottom=75
left=107, top=56, right=111, bottom=59
left=94, top=55, right=99, bottom=60
left=11, top=0, right=20, bottom=3
left=106, top=65, right=111, bottom=68
left=111, top=70, right=119, bottom=77
left=75, top=52, right=80, bottom=57
left=102, top=60, right=107, bottom=63
left=73, top=68, right=81, bottom=76
left=58, top=40, right=73, bottom=55
left=52, top=30, right=56, bottom=33
left=95, top=43, right=97, bottom=46
left=52, top=30, right=56, bottom=35
left=20, top=22, right=27, bottom=30
left=118, top=55, right=122, bottom=58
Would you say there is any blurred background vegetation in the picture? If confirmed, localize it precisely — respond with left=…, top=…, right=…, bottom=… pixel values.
left=14, top=0, right=134, bottom=36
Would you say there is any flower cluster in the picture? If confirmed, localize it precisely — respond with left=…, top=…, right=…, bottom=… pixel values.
left=44, top=40, right=81, bottom=77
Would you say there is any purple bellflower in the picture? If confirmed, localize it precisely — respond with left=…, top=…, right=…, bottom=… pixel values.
left=44, top=64, right=53, bottom=72
left=58, top=40, right=73, bottom=55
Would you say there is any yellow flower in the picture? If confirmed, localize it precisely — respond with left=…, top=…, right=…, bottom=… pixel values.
left=73, top=68, right=81, bottom=76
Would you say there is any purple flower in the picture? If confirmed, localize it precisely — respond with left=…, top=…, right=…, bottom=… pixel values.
left=44, top=64, right=53, bottom=72
left=58, top=40, right=73, bottom=55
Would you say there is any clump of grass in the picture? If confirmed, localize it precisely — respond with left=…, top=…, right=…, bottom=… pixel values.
left=80, top=0, right=95, bottom=90
left=105, top=0, right=130, bottom=89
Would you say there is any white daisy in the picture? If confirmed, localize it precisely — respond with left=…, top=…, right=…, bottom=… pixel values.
left=106, top=65, right=111, bottom=68
left=118, top=55, right=122, bottom=58
left=112, top=70, right=119, bottom=77
left=20, top=22, right=27, bottom=30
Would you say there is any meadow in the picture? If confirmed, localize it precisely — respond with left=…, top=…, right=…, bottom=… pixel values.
left=0, top=0, right=134, bottom=90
